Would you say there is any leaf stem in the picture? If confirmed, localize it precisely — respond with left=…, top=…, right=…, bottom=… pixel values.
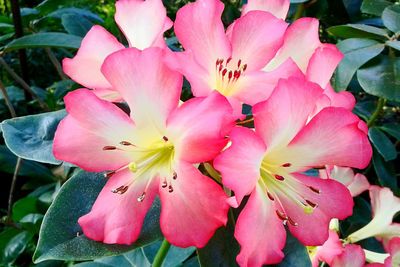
left=45, top=48, right=67, bottom=80
left=7, top=157, right=22, bottom=223
left=367, top=97, right=386, bottom=127
left=153, top=238, right=171, bottom=267
left=293, top=3, right=305, bottom=20
left=0, top=79, right=16, bottom=117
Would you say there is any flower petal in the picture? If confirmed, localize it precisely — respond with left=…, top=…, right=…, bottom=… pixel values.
left=348, top=173, right=370, bottom=197
left=101, top=47, right=182, bottom=128
left=306, top=44, right=344, bottom=89
left=78, top=169, right=158, bottom=244
left=115, top=0, right=172, bottom=49
left=53, top=89, right=135, bottom=172
left=159, top=162, right=229, bottom=247
left=174, top=0, right=231, bottom=69
left=331, top=244, right=366, bottom=267
left=323, top=84, right=356, bottom=110
left=230, top=10, right=287, bottom=71
left=264, top=18, right=321, bottom=73
left=313, top=230, right=344, bottom=267
left=214, top=127, right=266, bottom=206
left=235, top=186, right=286, bottom=266
left=167, top=91, right=234, bottom=163
left=242, top=0, right=290, bottom=19
left=252, top=77, right=323, bottom=151
left=62, top=25, right=124, bottom=91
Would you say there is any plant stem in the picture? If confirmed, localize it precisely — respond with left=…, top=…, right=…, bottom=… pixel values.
left=236, top=117, right=254, bottom=125
left=367, top=97, right=386, bottom=127
left=203, top=162, right=222, bottom=183
left=0, top=79, right=16, bottom=117
left=153, top=239, right=171, bottom=267
left=45, top=47, right=67, bottom=80
left=293, top=3, right=305, bottom=20
left=7, top=157, right=22, bottom=223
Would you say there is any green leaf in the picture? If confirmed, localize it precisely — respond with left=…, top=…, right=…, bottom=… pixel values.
left=73, top=249, right=151, bottom=267
left=12, top=197, right=38, bottom=222
left=334, top=38, right=384, bottom=90
left=144, top=241, right=196, bottom=267
left=368, top=127, right=397, bottom=161
left=357, top=56, right=400, bottom=102
left=46, top=7, right=103, bottom=22
left=33, top=170, right=162, bottom=263
left=386, top=40, right=400, bottom=51
left=20, top=213, right=44, bottom=233
left=0, top=228, right=21, bottom=264
left=2, top=231, right=34, bottom=264
left=379, top=123, right=400, bottom=140
left=327, top=24, right=389, bottom=40
left=382, top=5, right=400, bottom=33
left=61, top=13, right=93, bottom=37
left=361, top=0, right=392, bottom=16
left=372, top=151, right=398, bottom=192
left=1, top=110, right=66, bottom=164
left=4, top=33, right=82, bottom=52
left=274, top=232, right=311, bottom=267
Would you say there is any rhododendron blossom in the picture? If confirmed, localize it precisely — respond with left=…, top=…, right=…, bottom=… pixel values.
left=331, top=244, right=366, bottom=267
left=214, top=77, right=372, bottom=266
left=366, top=237, right=400, bottom=267
left=63, top=0, right=172, bottom=101
left=309, top=230, right=344, bottom=267
left=53, top=47, right=234, bottom=247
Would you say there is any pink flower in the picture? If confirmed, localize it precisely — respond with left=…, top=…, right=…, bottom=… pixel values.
left=54, top=47, right=234, bottom=247
left=319, top=165, right=370, bottom=197
left=63, top=0, right=172, bottom=101
left=331, top=244, right=366, bottom=267
left=214, top=77, right=372, bottom=266
left=310, top=230, right=344, bottom=267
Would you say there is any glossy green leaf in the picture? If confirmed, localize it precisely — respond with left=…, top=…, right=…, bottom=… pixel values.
left=379, top=123, right=400, bottom=140
left=144, top=241, right=196, bottom=267
left=4, top=33, right=82, bottom=52
left=357, top=56, right=400, bottom=102
left=2, top=231, right=34, bottom=265
left=368, top=127, right=397, bottom=161
left=0, top=228, right=21, bottom=264
left=382, top=5, right=400, bottom=33
left=361, top=0, right=392, bottom=16
left=46, top=7, right=103, bottom=22
left=1, top=110, right=66, bottom=164
left=334, top=38, right=384, bottom=90
left=12, top=197, right=38, bottom=222
left=33, top=170, right=162, bottom=263
left=327, top=24, right=389, bottom=40
left=274, top=232, right=311, bottom=267
left=373, top=151, right=398, bottom=192
left=73, top=249, right=151, bottom=267
left=61, top=14, right=93, bottom=37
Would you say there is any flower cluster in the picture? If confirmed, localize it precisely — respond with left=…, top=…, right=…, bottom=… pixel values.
left=53, top=0, right=377, bottom=266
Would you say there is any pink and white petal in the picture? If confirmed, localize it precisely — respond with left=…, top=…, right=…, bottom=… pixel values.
left=230, top=11, right=287, bottom=71
left=306, top=44, right=344, bottom=88
left=174, top=0, right=231, bottom=69
left=283, top=107, right=372, bottom=169
left=348, top=173, right=370, bottom=197
left=331, top=245, right=366, bottom=267
left=159, top=162, right=228, bottom=248
left=232, top=58, right=304, bottom=106
left=62, top=25, right=124, bottom=90
left=167, top=91, right=234, bottom=163
left=214, top=127, right=266, bottom=206
left=53, top=89, right=135, bottom=172
left=323, top=84, right=356, bottom=110
left=242, top=0, right=290, bottom=19
left=78, top=169, right=158, bottom=244
left=235, top=186, right=286, bottom=266
left=313, top=230, right=344, bottom=267
left=279, top=173, right=353, bottom=245
left=386, top=237, right=400, bottom=267
left=264, top=18, right=321, bottom=73
left=92, top=88, right=123, bottom=102
left=253, top=77, right=323, bottom=151
left=101, top=47, right=182, bottom=128
left=115, top=0, right=171, bottom=49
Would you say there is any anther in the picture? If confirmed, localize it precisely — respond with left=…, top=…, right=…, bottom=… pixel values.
left=243, top=64, right=247, bottom=71
left=103, top=146, right=116, bottom=150
left=104, top=171, right=115, bottom=178
left=228, top=71, right=233, bottom=80
left=162, top=181, right=168, bottom=188
left=222, top=69, right=227, bottom=77
left=168, top=185, right=174, bottom=193
left=305, top=199, right=318, bottom=208
left=309, top=186, right=321, bottom=194
left=120, top=141, right=133, bottom=146
left=288, top=216, right=298, bottom=227
left=267, top=192, right=275, bottom=201
left=237, top=59, right=241, bottom=68
left=111, top=185, right=128, bottom=194
left=226, top=57, right=232, bottom=65
left=137, top=192, right=146, bottom=202
left=276, top=210, right=288, bottom=221
left=163, top=136, right=169, bottom=142
left=274, top=174, right=285, bottom=181
left=172, top=171, right=177, bottom=180
left=282, top=163, right=292, bottom=167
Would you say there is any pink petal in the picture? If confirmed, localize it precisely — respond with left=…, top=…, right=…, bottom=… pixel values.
left=331, top=244, right=366, bottom=267
left=323, top=84, right=356, bottom=110
left=348, top=173, right=370, bottom=197
left=264, top=18, right=321, bottom=73
left=214, top=127, right=266, bottom=206
left=280, top=173, right=353, bottom=245
left=313, top=230, right=344, bottom=267
left=53, top=89, right=135, bottom=172
left=252, top=77, right=323, bottom=150
left=167, top=91, right=234, bottom=163
left=101, top=47, right=182, bottom=128
left=78, top=169, right=158, bottom=244
left=286, top=107, right=372, bottom=169
left=62, top=25, right=124, bottom=91
left=159, top=162, right=229, bottom=247
left=242, top=0, right=290, bottom=19
left=230, top=10, right=288, bottom=71
left=385, top=237, right=400, bottom=267
left=235, top=186, right=286, bottom=266
left=174, top=0, right=231, bottom=69
left=306, top=44, right=344, bottom=89
left=115, top=0, right=172, bottom=49
left=323, top=166, right=370, bottom=197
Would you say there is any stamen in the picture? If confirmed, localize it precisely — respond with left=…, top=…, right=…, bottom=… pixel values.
left=120, top=141, right=133, bottom=146
left=162, top=181, right=168, bottom=188
left=163, top=136, right=169, bottom=142
left=128, top=162, right=137, bottom=173
left=172, top=171, right=177, bottom=180
left=111, top=185, right=128, bottom=194
left=228, top=70, right=233, bottom=80
left=243, top=64, right=247, bottom=71
left=276, top=209, right=288, bottom=221
left=222, top=68, right=227, bottom=77
left=267, top=191, right=275, bottom=201
left=137, top=192, right=146, bottom=202
left=104, top=171, right=115, bottom=178
left=103, top=146, right=116, bottom=150
left=282, top=163, right=292, bottom=167
left=287, top=216, right=298, bottom=226
left=237, top=59, right=241, bottom=67
left=226, top=57, right=232, bottom=65
left=304, top=205, right=314, bottom=214
left=305, top=199, right=318, bottom=208
left=309, top=186, right=321, bottom=194
left=168, top=185, right=174, bottom=193
left=274, top=174, right=285, bottom=181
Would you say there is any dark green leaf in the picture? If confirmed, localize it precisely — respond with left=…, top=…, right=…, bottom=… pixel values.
left=1, top=110, right=66, bottom=164
left=273, top=232, right=311, bottom=267
left=12, top=197, right=38, bottom=222
left=2, top=231, right=34, bottom=264
left=382, top=5, right=400, bottom=33
left=46, top=7, right=103, bottom=22
left=379, top=123, right=400, bottom=140
left=361, top=0, right=392, bottom=16
left=372, top=151, right=398, bottom=192
left=357, top=56, right=400, bottom=102
left=4, top=33, right=82, bottom=52
left=73, top=249, right=151, bottom=267
left=20, top=213, right=44, bottom=233
left=0, top=228, right=21, bottom=264
left=327, top=24, right=389, bottom=40
left=33, top=171, right=162, bottom=263
left=368, top=127, right=397, bottom=161
left=334, top=38, right=384, bottom=90
left=144, top=241, right=196, bottom=267
left=61, top=14, right=93, bottom=37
